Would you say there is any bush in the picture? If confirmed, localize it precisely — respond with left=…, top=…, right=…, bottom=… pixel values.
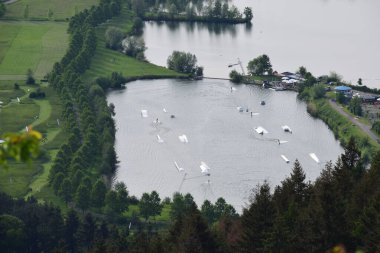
left=229, top=70, right=243, bottom=83
left=167, top=51, right=201, bottom=75
left=29, top=88, right=46, bottom=99
left=122, top=36, right=146, bottom=59
left=105, top=27, right=125, bottom=50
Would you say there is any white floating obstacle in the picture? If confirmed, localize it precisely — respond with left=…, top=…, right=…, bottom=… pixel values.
left=163, top=108, right=167, bottom=113
left=200, top=161, right=211, bottom=175
left=282, top=125, right=292, bottom=133
left=17, top=97, right=20, bottom=103
left=141, top=109, right=148, bottom=118
left=157, top=134, right=164, bottom=143
left=281, top=155, right=290, bottom=163
left=178, top=134, right=188, bottom=143
left=255, top=126, right=268, bottom=135
left=309, top=153, right=320, bottom=163
left=279, top=140, right=288, bottom=144
left=174, top=161, right=184, bottom=172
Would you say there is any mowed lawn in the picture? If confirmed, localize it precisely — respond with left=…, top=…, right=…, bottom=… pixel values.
left=83, top=8, right=183, bottom=82
left=4, top=0, right=99, bottom=20
left=0, top=21, right=68, bottom=80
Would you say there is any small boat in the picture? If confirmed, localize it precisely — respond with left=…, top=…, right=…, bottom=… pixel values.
left=281, top=125, right=292, bottom=133
left=237, top=106, right=244, bottom=112
left=309, top=153, right=320, bottom=163
left=254, top=126, right=268, bottom=135
left=170, top=115, right=175, bottom=118
left=281, top=155, right=290, bottom=163
left=260, top=101, right=265, bottom=105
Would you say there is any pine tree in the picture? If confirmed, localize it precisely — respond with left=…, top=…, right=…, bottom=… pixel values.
left=92, top=180, right=106, bottom=208
left=59, top=178, right=72, bottom=204
left=75, top=183, right=90, bottom=211
left=237, top=182, right=275, bottom=252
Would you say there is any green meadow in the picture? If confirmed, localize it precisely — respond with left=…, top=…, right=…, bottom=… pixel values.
left=0, top=21, right=68, bottom=80
left=3, top=0, right=99, bottom=20
left=83, top=8, right=183, bottom=83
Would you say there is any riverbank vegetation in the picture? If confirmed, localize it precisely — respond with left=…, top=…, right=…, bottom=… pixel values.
left=296, top=69, right=379, bottom=162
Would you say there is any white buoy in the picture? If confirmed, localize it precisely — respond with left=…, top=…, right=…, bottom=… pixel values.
left=17, top=97, right=20, bottom=103
left=309, top=153, right=320, bottom=163
left=25, top=126, right=29, bottom=132
left=163, top=108, right=167, bottom=113
left=281, top=155, right=290, bottom=163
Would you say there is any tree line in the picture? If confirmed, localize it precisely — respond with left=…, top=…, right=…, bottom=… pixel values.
left=129, top=0, right=253, bottom=23
left=47, top=0, right=123, bottom=213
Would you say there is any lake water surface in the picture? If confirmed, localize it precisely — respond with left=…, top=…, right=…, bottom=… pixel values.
left=108, top=0, right=380, bottom=210
left=108, top=79, right=343, bottom=211
left=143, top=0, right=380, bottom=88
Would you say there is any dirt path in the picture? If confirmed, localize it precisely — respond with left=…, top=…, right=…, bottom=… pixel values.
left=4, top=0, right=18, bottom=5
left=328, top=99, right=380, bottom=143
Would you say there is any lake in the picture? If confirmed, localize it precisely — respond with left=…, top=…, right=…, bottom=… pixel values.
left=108, top=79, right=343, bottom=211
left=143, top=0, right=380, bottom=88
left=107, top=0, right=380, bottom=211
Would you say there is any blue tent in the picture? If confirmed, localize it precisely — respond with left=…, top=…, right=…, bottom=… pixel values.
left=334, top=86, right=352, bottom=92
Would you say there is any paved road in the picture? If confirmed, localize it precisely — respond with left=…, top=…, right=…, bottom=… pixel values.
left=328, top=100, right=380, bottom=143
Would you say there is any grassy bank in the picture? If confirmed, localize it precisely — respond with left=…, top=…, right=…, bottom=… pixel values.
left=307, top=99, right=379, bottom=162
left=3, top=0, right=99, bottom=20
left=0, top=21, right=68, bottom=80
left=82, top=8, right=184, bottom=83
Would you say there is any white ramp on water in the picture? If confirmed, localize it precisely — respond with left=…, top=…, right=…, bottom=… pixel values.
left=141, top=109, right=148, bottom=118
left=178, top=134, right=188, bottom=143
left=200, top=161, right=211, bottom=175
left=157, top=134, right=164, bottom=143
left=279, top=140, right=288, bottom=144
left=174, top=161, right=184, bottom=172
left=281, top=155, right=290, bottom=163
left=281, top=125, right=292, bottom=133
left=251, top=112, right=260, bottom=116
left=255, top=126, right=268, bottom=134
left=309, top=153, right=320, bottom=163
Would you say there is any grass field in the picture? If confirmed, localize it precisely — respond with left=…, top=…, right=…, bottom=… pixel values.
left=0, top=21, right=68, bottom=79
left=83, top=8, right=183, bottom=83
left=0, top=162, right=43, bottom=197
left=3, top=0, right=99, bottom=20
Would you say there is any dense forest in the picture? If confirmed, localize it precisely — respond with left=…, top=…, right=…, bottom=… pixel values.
left=1, top=138, right=380, bottom=252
